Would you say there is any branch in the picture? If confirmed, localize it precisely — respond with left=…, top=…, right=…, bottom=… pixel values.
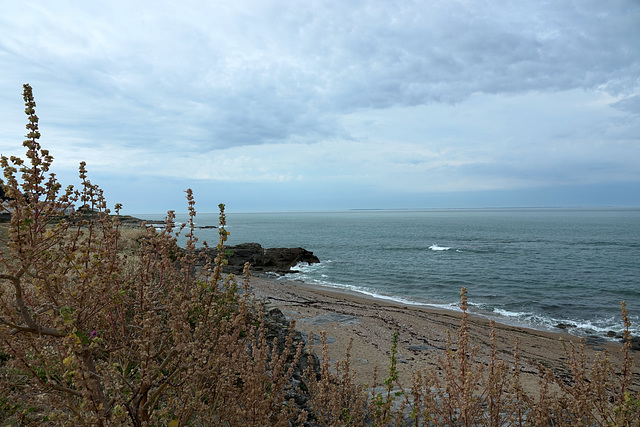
left=47, top=382, right=83, bottom=398
left=0, top=271, right=36, bottom=326
left=143, top=361, right=183, bottom=414
left=148, top=349, right=177, bottom=386
left=7, top=322, right=66, bottom=337
left=0, top=272, right=66, bottom=337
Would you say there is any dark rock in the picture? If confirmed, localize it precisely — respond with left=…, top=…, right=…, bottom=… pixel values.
left=117, top=215, right=146, bottom=225
left=555, top=323, right=576, bottom=330
left=201, top=243, right=320, bottom=275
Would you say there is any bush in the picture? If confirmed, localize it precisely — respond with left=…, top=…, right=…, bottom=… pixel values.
left=0, top=84, right=306, bottom=426
left=1, top=84, right=638, bottom=426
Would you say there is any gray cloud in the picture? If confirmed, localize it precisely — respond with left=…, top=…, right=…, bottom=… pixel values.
left=2, top=0, right=638, bottom=151
left=612, top=95, right=640, bottom=115
left=0, top=1, right=639, bottom=211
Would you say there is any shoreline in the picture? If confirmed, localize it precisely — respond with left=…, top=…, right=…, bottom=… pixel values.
left=245, top=273, right=639, bottom=393
left=283, top=268, right=632, bottom=342
left=285, top=262, right=640, bottom=343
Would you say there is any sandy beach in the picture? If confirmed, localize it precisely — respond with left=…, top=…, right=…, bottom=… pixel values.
left=246, top=274, right=639, bottom=394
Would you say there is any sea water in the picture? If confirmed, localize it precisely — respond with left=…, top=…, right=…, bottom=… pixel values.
left=141, top=208, right=640, bottom=339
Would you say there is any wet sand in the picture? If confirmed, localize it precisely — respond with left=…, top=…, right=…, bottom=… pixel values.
left=246, top=274, right=639, bottom=394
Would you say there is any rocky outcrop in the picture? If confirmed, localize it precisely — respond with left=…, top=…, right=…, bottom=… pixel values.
left=203, top=243, right=320, bottom=275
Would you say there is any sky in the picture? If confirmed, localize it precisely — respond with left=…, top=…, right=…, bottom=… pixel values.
left=0, top=1, right=639, bottom=214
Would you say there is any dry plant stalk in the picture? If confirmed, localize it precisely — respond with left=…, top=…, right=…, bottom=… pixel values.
left=407, top=288, right=639, bottom=426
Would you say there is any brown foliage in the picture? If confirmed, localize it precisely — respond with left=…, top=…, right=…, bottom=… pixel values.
left=0, top=85, right=306, bottom=426
left=1, top=85, right=638, bottom=426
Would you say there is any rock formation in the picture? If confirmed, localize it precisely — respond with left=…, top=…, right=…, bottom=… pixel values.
left=202, top=242, right=320, bottom=275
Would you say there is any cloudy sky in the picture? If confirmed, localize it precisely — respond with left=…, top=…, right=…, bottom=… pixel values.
left=1, top=1, right=639, bottom=213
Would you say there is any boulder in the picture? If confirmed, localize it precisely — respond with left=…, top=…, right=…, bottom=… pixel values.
left=202, top=243, right=320, bottom=275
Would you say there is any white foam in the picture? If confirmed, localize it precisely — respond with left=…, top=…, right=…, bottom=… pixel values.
left=291, top=260, right=326, bottom=273
left=287, top=268, right=465, bottom=311
left=490, top=308, right=637, bottom=338
left=493, top=308, right=525, bottom=318
left=287, top=261, right=330, bottom=283
left=337, top=285, right=426, bottom=306
left=429, top=244, right=450, bottom=251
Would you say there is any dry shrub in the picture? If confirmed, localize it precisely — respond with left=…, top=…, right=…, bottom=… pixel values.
left=408, top=288, right=530, bottom=426
left=395, top=288, right=639, bottom=426
left=303, top=292, right=639, bottom=426
left=0, top=85, right=306, bottom=426
left=1, top=84, right=638, bottom=426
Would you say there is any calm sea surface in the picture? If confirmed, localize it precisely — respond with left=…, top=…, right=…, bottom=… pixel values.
left=141, top=208, right=640, bottom=338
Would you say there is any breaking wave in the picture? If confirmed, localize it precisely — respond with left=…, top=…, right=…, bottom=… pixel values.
left=429, top=244, right=450, bottom=251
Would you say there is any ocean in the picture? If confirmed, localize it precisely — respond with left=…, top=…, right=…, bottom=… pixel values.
left=141, top=208, right=640, bottom=339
